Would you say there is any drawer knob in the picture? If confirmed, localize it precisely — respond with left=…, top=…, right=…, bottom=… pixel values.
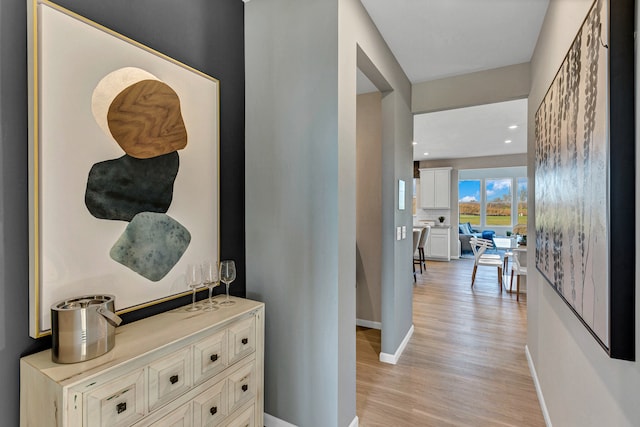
left=170, top=375, right=179, bottom=384
left=241, top=384, right=248, bottom=392
left=210, top=354, right=219, bottom=362
left=210, top=406, right=218, bottom=415
left=241, top=338, right=249, bottom=345
left=116, top=402, right=127, bottom=414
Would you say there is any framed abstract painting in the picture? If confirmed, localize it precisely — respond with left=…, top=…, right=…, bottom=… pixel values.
left=534, top=0, right=634, bottom=360
left=27, top=0, right=219, bottom=337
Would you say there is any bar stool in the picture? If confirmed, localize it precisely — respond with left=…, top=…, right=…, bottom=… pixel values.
left=412, top=229, right=421, bottom=282
left=413, top=226, right=430, bottom=273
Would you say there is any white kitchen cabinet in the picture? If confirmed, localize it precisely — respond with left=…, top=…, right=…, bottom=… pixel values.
left=419, top=167, right=451, bottom=209
left=20, top=297, right=264, bottom=427
left=426, top=226, right=451, bottom=261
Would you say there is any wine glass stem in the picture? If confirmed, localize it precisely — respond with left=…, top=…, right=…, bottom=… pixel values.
left=208, top=286, right=213, bottom=305
left=226, top=282, right=230, bottom=301
left=191, top=288, right=197, bottom=309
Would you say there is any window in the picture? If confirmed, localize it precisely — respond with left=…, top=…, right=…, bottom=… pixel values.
left=458, top=168, right=528, bottom=229
left=485, top=179, right=512, bottom=226
left=458, top=180, right=481, bottom=225
left=517, top=177, right=527, bottom=225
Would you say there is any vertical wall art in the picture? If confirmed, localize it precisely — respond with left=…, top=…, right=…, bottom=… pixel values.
left=534, top=0, right=635, bottom=360
left=27, top=0, right=219, bottom=337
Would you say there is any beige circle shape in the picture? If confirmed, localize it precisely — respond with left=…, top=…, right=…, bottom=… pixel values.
left=91, top=67, right=160, bottom=139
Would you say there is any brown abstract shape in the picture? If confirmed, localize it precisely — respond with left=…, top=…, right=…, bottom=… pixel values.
left=107, top=80, right=187, bottom=159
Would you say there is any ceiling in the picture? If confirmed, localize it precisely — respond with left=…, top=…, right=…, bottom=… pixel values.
left=357, top=0, right=549, bottom=161
left=413, top=98, right=527, bottom=160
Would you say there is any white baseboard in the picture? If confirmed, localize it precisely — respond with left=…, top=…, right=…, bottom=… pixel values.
left=265, top=413, right=357, bottom=427
left=525, top=345, right=552, bottom=427
left=356, top=318, right=382, bottom=330
left=379, top=324, right=414, bottom=364
left=264, top=413, right=298, bottom=427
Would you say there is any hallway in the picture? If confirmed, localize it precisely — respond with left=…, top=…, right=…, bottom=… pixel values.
left=356, top=257, right=545, bottom=426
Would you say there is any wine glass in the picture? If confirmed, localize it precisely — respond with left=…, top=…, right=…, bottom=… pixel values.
left=218, top=260, right=236, bottom=306
left=202, top=260, right=220, bottom=312
left=185, top=263, right=203, bottom=312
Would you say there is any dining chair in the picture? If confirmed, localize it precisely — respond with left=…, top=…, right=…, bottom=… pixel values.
left=470, top=237, right=503, bottom=291
left=503, top=250, right=514, bottom=276
left=413, top=226, right=430, bottom=273
left=510, top=248, right=527, bottom=301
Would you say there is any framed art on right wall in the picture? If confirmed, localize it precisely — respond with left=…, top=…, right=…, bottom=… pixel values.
left=534, top=0, right=635, bottom=360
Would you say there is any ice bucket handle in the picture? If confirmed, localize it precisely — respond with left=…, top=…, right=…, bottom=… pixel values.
left=97, top=306, right=123, bottom=326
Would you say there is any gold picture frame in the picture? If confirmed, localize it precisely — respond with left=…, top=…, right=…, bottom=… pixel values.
left=27, top=0, right=220, bottom=337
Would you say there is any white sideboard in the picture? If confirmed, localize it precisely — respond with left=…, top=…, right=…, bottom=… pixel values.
left=426, top=226, right=451, bottom=261
left=20, top=297, right=264, bottom=427
left=419, top=167, right=451, bottom=209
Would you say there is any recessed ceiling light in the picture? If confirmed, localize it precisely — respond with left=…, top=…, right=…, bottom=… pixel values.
left=412, top=141, right=418, bottom=145
left=505, top=140, right=512, bottom=144
left=423, top=152, right=429, bottom=156
left=508, top=125, right=518, bottom=129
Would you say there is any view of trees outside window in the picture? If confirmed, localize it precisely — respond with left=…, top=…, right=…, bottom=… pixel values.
left=458, top=173, right=528, bottom=228
left=458, top=180, right=481, bottom=225
left=486, top=178, right=512, bottom=226
left=517, top=177, right=527, bottom=224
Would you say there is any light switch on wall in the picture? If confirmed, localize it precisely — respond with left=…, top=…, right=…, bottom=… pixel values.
left=396, top=227, right=402, bottom=241
left=401, top=226, right=406, bottom=239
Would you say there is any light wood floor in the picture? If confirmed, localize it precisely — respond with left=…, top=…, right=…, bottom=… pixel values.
left=356, top=257, right=545, bottom=427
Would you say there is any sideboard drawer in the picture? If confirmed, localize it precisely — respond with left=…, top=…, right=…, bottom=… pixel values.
left=148, top=346, right=192, bottom=411
left=227, top=359, right=256, bottom=415
left=147, top=402, right=192, bottom=427
left=85, top=369, right=146, bottom=427
left=225, top=404, right=255, bottom=427
left=193, top=329, right=228, bottom=385
left=192, top=377, right=228, bottom=426
left=228, top=316, right=255, bottom=365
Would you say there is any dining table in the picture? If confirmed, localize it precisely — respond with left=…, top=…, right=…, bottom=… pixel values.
left=492, top=236, right=527, bottom=293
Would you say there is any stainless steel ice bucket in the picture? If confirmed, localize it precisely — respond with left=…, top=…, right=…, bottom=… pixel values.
left=51, top=294, right=123, bottom=363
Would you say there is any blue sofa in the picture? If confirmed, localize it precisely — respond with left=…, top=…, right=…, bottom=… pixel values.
left=459, top=222, right=481, bottom=253
left=458, top=222, right=495, bottom=253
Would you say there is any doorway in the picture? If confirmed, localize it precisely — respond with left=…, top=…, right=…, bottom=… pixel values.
left=355, top=69, right=383, bottom=332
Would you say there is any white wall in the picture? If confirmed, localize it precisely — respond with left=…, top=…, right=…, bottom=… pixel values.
left=527, top=0, right=640, bottom=425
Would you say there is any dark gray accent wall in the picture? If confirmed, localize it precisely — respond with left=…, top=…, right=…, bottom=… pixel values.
left=0, top=1, right=244, bottom=425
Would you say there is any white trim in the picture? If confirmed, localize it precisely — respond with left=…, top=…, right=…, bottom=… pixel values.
left=264, top=413, right=298, bottom=427
left=265, top=413, right=358, bottom=427
left=379, top=324, right=414, bottom=364
left=525, top=345, right=552, bottom=427
left=356, top=318, right=382, bottom=330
